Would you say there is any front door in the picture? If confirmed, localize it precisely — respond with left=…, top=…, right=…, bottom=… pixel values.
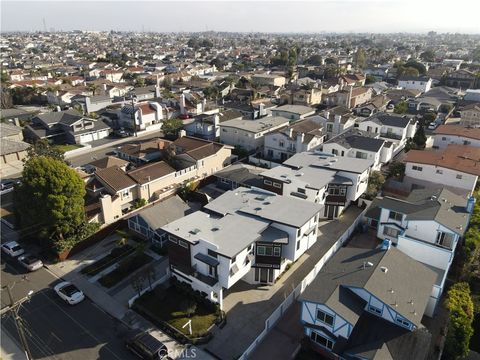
left=327, top=205, right=335, bottom=220
left=260, top=268, right=269, bottom=283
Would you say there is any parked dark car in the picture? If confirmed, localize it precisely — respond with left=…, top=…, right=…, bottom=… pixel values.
left=125, top=330, right=168, bottom=359
left=1, top=179, right=20, bottom=191
left=112, top=128, right=130, bottom=138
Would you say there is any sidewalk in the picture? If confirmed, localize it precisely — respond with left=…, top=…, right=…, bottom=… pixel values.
left=44, top=235, right=188, bottom=357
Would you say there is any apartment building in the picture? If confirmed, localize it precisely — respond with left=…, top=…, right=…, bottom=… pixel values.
left=271, top=105, right=316, bottom=121
left=161, top=187, right=322, bottom=308
left=97, top=136, right=233, bottom=223
left=398, top=75, right=432, bottom=93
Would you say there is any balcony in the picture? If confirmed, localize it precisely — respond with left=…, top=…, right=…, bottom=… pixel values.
left=380, top=132, right=403, bottom=141
left=172, top=264, right=219, bottom=287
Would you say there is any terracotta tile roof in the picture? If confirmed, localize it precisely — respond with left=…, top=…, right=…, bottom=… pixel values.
left=117, top=138, right=171, bottom=158
left=137, top=103, right=156, bottom=115
left=405, top=145, right=480, bottom=176
left=127, top=161, right=175, bottom=184
left=95, top=166, right=137, bottom=192
left=434, top=125, right=480, bottom=140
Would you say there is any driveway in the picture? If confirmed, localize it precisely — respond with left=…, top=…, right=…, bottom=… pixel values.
left=204, top=206, right=364, bottom=359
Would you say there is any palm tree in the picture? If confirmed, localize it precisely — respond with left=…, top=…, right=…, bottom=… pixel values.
left=87, top=83, right=100, bottom=96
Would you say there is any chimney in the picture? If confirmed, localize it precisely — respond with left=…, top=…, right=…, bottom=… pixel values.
left=296, top=132, right=304, bottom=152
left=103, top=83, right=107, bottom=91
left=179, top=93, right=186, bottom=115
left=259, top=102, right=265, bottom=117
left=202, top=98, right=207, bottom=113
left=347, top=85, right=353, bottom=109
left=289, top=128, right=294, bottom=138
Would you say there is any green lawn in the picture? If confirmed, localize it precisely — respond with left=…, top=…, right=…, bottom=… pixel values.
left=98, top=252, right=152, bottom=288
left=135, top=286, right=218, bottom=338
left=52, top=144, right=83, bottom=153
left=81, top=245, right=134, bottom=276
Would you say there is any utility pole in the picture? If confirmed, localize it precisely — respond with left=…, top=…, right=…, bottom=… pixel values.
left=1, top=285, right=34, bottom=360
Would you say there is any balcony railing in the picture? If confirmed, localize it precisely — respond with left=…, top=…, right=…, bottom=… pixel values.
left=380, top=132, right=403, bottom=140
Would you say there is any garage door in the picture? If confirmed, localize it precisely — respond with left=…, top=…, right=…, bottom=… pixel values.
left=80, top=133, right=94, bottom=144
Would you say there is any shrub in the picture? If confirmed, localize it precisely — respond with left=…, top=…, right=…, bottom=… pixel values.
left=444, top=282, right=474, bottom=360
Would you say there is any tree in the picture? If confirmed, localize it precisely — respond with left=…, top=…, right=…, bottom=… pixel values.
left=15, top=156, right=86, bottom=247
left=406, top=125, right=426, bottom=151
left=365, top=171, right=385, bottom=200
left=142, top=263, right=156, bottom=291
left=162, top=118, right=184, bottom=139
left=305, top=55, right=323, bottom=66
left=421, top=112, right=436, bottom=126
left=87, top=83, right=100, bottom=96
left=354, top=48, right=366, bottom=69
left=394, top=101, right=408, bottom=114
left=181, top=299, right=197, bottom=318
left=131, top=273, right=146, bottom=298
left=444, top=282, right=474, bottom=360
left=404, top=60, right=426, bottom=75
left=26, top=139, right=66, bottom=162
left=365, top=75, right=377, bottom=85
left=420, top=50, right=435, bottom=62
left=388, top=161, right=405, bottom=179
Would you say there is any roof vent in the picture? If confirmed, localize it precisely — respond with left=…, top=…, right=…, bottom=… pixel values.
left=380, top=266, right=388, bottom=273
left=263, top=201, right=271, bottom=205
left=190, top=228, right=201, bottom=235
left=363, top=261, right=374, bottom=269
left=295, top=173, right=304, bottom=177
left=212, top=227, right=220, bottom=232
left=254, top=207, right=262, bottom=211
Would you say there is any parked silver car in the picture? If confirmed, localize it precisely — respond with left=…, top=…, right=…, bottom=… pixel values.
left=17, top=254, right=44, bottom=272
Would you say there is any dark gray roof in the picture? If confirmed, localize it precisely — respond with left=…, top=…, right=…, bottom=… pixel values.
left=34, top=110, right=82, bottom=126
left=128, top=195, right=192, bottom=231
left=364, top=113, right=412, bottom=128
left=72, top=119, right=111, bottom=134
left=214, top=163, right=264, bottom=188
left=326, top=128, right=385, bottom=152
left=342, top=313, right=431, bottom=360
left=300, top=245, right=437, bottom=327
left=367, top=188, right=469, bottom=235
left=0, top=108, right=33, bottom=119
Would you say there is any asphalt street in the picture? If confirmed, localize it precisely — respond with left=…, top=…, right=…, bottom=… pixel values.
left=1, top=256, right=137, bottom=360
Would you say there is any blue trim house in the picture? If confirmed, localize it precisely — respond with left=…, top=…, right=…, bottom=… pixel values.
left=299, top=242, right=438, bottom=359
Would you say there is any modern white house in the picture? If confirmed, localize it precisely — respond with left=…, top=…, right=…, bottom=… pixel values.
left=320, top=128, right=393, bottom=170
left=357, top=112, right=417, bottom=155
left=161, top=187, right=322, bottom=309
left=317, top=106, right=357, bottom=140
left=432, top=125, right=480, bottom=149
left=398, top=75, right=432, bottom=93
left=219, top=116, right=290, bottom=152
left=272, top=152, right=372, bottom=219
left=300, top=242, right=438, bottom=359
left=404, top=145, right=480, bottom=194
left=364, top=187, right=473, bottom=317
left=263, top=117, right=325, bottom=162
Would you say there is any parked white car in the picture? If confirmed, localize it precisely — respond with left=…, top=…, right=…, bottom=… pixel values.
left=1, top=241, right=25, bottom=257
left=17, top=254, right=43, bottom=272
left=54, top=282, right=85, bottom=305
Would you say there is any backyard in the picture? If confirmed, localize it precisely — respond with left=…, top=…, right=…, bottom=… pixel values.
left=80, top=244, right=135, bottom=276
left=134, top=285, right=219, bottom=338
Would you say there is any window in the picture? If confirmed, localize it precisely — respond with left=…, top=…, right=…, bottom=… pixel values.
left=436, top=169, right=443, bottom=174
left=412, top=165, right=423, bottom=171
left=456, top=174, right=463, bottom=179
left=296, top=240, right=301, bottom=250
left=310, top=332, right=334, bottom=350
left=332, top=149, right=338, bottom=155
left=316, top=310, right=334, bottom=326
left=396, top=317, right=410, bottom=328
left=326, top=124, right=333, bottom=132
left=273, top=182, right=281, bottom=188
left=279, top=140, right=285, bottom=148
left=436, top=232, right=453, bottom=248
left=264, top=179, right=272, bottom=186
left=383, top=226, right=400, bottom=238
left=297, top=188, right=306, bottom=194
left=442, top=137, right=447, bottom=141
left=464, top=140, right=471, bottom=145
left=341, top=151, right=345, bottom=156
left=273, top=247, right=281, bottom=257
left=356, top=151, right=367, bottom=159
left=222, top=128, right=227, bottom=132
left=257, top=246, right=266, bottom=256
left=168, top=235, right=178, bottom=244
left=267, top=150, right=273, bottom=157
left=208, top=249, right=217, bottom=258
left=178, top=240, right=188, bottom=248
left=369, top=305, right=382, bottom=315
left=388, top=211, right=403, bottom=222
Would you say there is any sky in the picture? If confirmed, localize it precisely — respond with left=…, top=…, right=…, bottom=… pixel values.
left=1, top=0, right=480, bottom=34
